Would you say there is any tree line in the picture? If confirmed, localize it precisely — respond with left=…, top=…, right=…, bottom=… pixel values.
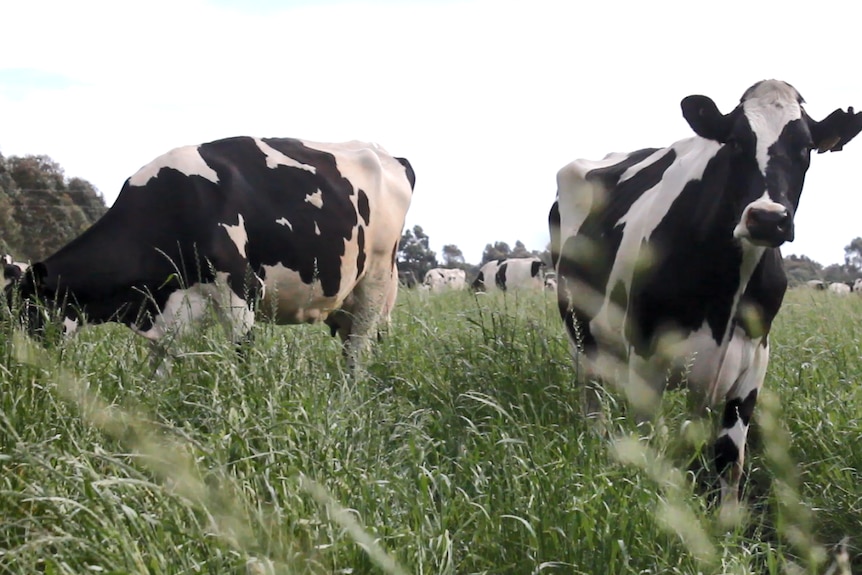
left=0, top=152, right=107, bottom=261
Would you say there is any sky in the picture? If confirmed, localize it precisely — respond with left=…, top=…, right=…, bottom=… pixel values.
left=1, top=0, right=861, bottom=266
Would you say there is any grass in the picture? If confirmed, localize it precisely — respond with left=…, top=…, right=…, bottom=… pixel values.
left=0, top=287, right=860, bottom=574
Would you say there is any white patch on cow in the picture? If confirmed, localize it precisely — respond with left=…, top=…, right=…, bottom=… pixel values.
left=742, top=80, right=803, bottom=176
left=219, top=214, right=248, bottom=258
left=129, top=145, right=219, bottom=187
left=254, top=138, right=316, bottom=173
left=305, top=189, right=324, bottom=208
left=733, top=191, right=788, bottom=241
left=854, top=279, right=862, bottom=293
left=63, top=317, right=79, bottom=336
left=276, top=217, right=293, bottom=230
left=314, top=222, right=321, bottom=235
left=133, top=287, right=208, bottom=341
left=131, top=272, right=254, bottom=342
left=829, top=282, right=851, bottom=295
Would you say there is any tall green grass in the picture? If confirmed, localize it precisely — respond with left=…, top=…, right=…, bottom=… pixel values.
left=0, top=288, right=859, bottom=574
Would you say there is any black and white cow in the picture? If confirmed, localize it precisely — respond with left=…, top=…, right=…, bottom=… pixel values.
left=472, top=257, right=545, bottom=291
left=549, top=80, right=862, bottom=504
left=7, top=137, right=415, bottom=368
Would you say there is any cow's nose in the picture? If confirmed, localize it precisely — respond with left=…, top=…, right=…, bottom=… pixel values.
left=747, top=208, right=794, bottom=245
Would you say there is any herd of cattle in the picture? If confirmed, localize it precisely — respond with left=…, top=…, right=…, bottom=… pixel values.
left=805, top=278, right=862, bottom=294
left=3, top=79, right=862, bottom=507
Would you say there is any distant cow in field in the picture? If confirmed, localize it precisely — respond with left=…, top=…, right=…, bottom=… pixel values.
left=5, top=137, right=415, bottom=369
left=828, top=282, right=852, bottom=295
left=550, top=79, right=862, bottom=506
left=422, top=268, right=467, bottom=292
left=472, top=257, right=545, bottom=291
left=804, top=279, right=827, bottom=290
left=855, top=279, right=862, bottom=293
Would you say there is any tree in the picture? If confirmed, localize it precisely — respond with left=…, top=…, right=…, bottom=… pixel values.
left=397, top=225, right=438, bottom=281
left=441, top=244, right=464, bottom=267
left=0, top=152, right=107, bottom=260
left=782, top=254, right=823, bottom=286
left=481, top=241, right=511, bottom=264
left=510, top=240, right=532, bottom=259
left=822, top=263, right=857, bottom=284
left=844, top=237, right=862, bottom=271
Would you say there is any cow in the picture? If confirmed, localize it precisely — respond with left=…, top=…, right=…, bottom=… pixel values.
left=855, top=279, right=862, bottom=293
left=549, top=79, right=862, bottom=507
left=828, top=282, right=852, bottom=295
left=6, top=137, right=415, bottom=370
left=472, top=257, right=545, bottom=291
left=421, top=268, right=467, bottom=292
left=804, top=279, right=827, bottom=290
left=2, top=255, right=28, bottom=291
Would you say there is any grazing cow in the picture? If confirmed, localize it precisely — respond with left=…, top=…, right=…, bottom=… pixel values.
left=549, top=80, right=862, bottom=505
left=472, top=257, right=545, bottom=291
left=804, top=279, right=828, bottom=290
left=422, top=268, right=467, bottom=292
left=2, top=255, right=28, bottom=290
left=855, top=279, right=862, bottom=293
left=828, top=282, right=852, bottom=295
left=6, top=137, right=415, bottom=368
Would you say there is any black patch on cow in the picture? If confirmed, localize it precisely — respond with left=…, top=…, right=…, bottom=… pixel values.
left=530, top=260, right=542, bottom=278
left=721, top=388, right=759, bottom=430
left=713, top=434, right=739, bottom=476
left=472, top=271, right=485, bottom=291
left=357, top=189, right=371, bottom=226
left=495, top=262, right=508, bottom=290
left=548, top=200, right=561, bottom=269
left=356, top=226, right=366, bottom=279
left=396, top=157, right=416, bottom=190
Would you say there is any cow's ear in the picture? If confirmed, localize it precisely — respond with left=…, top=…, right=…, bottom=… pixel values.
left=807, top=107, right=862, bottom=153
left=681, top=95, right=733, bottom=143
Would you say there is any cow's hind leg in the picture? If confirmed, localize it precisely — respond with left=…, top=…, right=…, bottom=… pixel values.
left=712, top=337, right=769, bottom=511
left=340, top=270, right=396, bottom=373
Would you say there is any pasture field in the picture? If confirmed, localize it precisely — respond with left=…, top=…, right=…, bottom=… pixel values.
left=0, top=287, right=860, bottom=574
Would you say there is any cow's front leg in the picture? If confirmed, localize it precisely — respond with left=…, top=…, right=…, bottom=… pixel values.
left=712, top=338, right=768, bottom=511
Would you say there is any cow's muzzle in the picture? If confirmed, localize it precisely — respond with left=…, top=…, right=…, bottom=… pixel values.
left=745, top=207, right=794, bottom=247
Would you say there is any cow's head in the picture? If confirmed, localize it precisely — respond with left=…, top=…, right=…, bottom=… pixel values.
left=681, top=80, right=862, bottom=248
left=4, top=262, right=79, bottom=340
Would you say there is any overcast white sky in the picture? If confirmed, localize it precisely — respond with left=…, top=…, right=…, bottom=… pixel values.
left=2, top=0, right=861, bottom=265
